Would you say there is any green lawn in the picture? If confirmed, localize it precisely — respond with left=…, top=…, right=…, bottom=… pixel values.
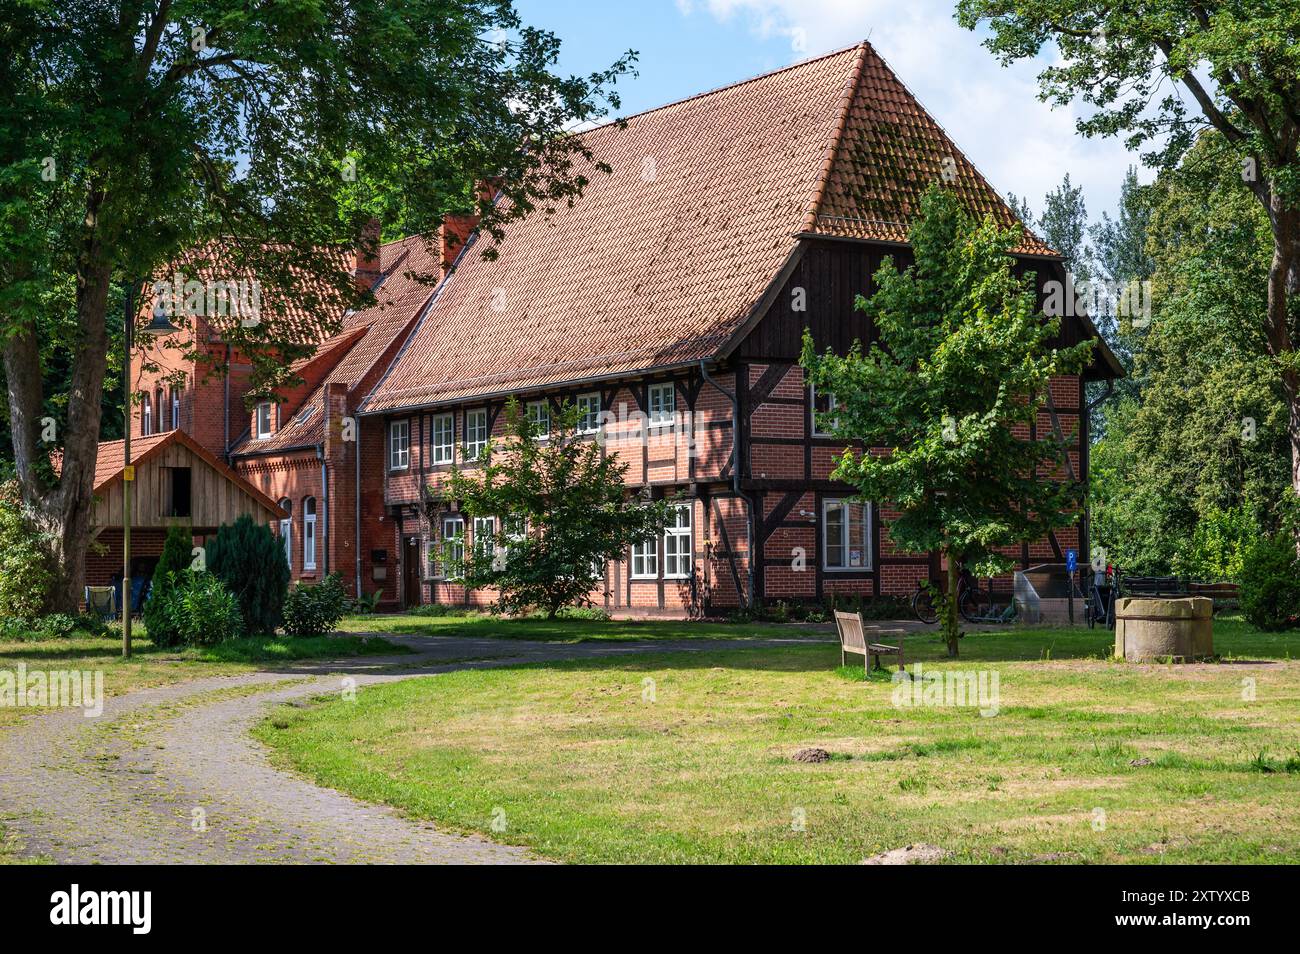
left=339, top=611, right=834, bottom=643
left=257, top=618, right=1300, bottom=864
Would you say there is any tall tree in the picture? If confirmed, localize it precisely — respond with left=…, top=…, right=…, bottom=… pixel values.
left=1088, top=165, right=1154, bottom=409
left=1090, top=132, right=1289, bottom=575
left=1039, top=172, right=1092, bottom=281
left=958, top=0, right=1300, bottom=536
left=0, top=1, right=633, bottom=609
left=801, top=187, right=1093, bottom=656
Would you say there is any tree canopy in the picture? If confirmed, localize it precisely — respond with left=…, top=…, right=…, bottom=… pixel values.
left=0, top=1, right=633, bottom=607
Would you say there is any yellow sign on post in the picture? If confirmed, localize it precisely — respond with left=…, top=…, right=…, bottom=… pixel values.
left=123, top=465, right=135, bottom=482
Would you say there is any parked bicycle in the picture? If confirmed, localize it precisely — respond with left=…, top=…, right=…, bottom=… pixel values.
left=912, top=567, right=1017, bottom=625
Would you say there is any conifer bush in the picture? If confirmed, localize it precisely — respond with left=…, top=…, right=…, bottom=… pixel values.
left=204, top=515, right=290, bottom=635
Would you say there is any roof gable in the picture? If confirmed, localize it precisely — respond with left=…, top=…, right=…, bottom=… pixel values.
left=93, top=431, right=285, bottom=518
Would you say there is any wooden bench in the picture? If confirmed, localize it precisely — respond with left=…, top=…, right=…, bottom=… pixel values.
left=834, top=610, right=904, bottom=674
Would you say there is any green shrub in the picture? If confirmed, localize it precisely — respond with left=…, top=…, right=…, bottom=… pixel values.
left=0, top=480, right=57, bottom=619
left=0, top=612, right=111, bottom=642
left=407, top=603, right=478, bottom=618
left=350, top=589, right=382, bottom=614
left=205, top=515, right=290, bottom=634
left=1173, top=506, right=1261, bottom=583
left=1239, top=533, right=1300, bottom=631
left=157, top=571, right=244, bottom=646
left=554, top=605, right=611, bottom=622
left=143, top=525, right=196, bottom=647
left=282, top=573, right=350, bottom=637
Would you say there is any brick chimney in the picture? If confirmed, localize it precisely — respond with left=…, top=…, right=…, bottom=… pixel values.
left=439, top=181, right=499, bottom=280
left=352, top=217, right=382, bottom=292
left=439, top=214, right=478, bottom=279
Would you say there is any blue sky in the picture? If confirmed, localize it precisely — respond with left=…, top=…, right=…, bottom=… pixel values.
left=519, top=0, right=1147, bottom=224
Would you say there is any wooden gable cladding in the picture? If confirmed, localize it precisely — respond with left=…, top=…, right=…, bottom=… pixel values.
left=92, top=435, right=284, bottom=530
left=736, top=239, right=886, bottom=361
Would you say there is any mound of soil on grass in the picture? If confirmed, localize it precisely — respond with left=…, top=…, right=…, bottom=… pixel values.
left=792, top=747, right=831, bottom=763
left=861, top=843, right=948, bottom=865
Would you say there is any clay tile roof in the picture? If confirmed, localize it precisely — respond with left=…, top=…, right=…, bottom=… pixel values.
left=362, top=41, right=1053, bottom=413
left=229, top=234, right=439, bottom=456
left=808, top=44, right=1053, bottom=256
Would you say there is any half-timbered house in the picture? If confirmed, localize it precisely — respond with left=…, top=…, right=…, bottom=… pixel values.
left=359, top=41, right=1122, bottom=615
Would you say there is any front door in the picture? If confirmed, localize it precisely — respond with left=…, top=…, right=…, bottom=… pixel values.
left=402, top=536, right=422, bottom=609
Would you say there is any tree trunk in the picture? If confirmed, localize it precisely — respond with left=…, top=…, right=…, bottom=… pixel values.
left=5, top=183, right=114, bottom=613
left=944, top=548, right=960, bottom=658
left=1264, top=201, right=1300, bottom=546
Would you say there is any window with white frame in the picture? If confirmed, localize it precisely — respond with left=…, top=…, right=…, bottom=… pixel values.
left=631, top=533, right=658, bottom=579
left=576, top=392, right=602, bottom=434
left=389, top=419, right=410, bottom=469
left=471, top=516, right=496, bottom=563
left=303, top=497, right=317, bottom=571
left=278, top=499, right=292, bottom=570
left=255, top=402, right=273, bottom=439
left=647, top=383, right=675, bottom=428
left=170, top=388, right=180, bottom=430
left=464, top=408, right=488, bottom=460
left=440, top=514, right=464, bottom=578
left=431, top=413, right=454, bottom=464
left=810, top=385, right=839, bottom=438
left=822, top=499, right=871, bottom=570
left=663, top=503, right=693, bottom=578
left=142, top=396, right=152, bottom=436
left=526, top=400, right=550, bottom=439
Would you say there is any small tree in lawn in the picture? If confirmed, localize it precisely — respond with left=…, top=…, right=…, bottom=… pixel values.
left=439, top=400, right=674, bottom=618
left=801, top=186, right=1094, bottom=657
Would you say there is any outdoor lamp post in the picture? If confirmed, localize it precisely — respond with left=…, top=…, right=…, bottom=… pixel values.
left=122, top=282, right=179, bottom=658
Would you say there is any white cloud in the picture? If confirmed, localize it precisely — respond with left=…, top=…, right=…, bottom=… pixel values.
left=678, top=0, right=1150, bottom=220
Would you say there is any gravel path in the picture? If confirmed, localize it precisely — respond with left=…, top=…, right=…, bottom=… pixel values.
left=0, top=632, right=834, bottom=865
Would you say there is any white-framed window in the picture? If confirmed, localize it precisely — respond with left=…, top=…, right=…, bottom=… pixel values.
left=472, top=515, right=496, bottom=562
left=256, top=402, right=273, bottom=439
left=303, top=497, right=317, bottom=571
left=155, top=389, right=164, bottom=433
left=577, top=392, right=602, bottom=434
left=170, top=388, right=180, bottom=430
left=439, top=514, right=464, bottom=579
left=389, top=419, right=410, bottom=469
left=142, top=396, right=152, bottom=436
left=278, top=499, right=292, bottom=570
left=631, top=534, right=658, bottom=579
left=431, top=412, right=454, bottom=464
left=810, top=385, right=839, bottom=438
left=647, top=383, right=675, bottom=428
left=526, top=400, right=550, bottom=439
left=663, top=503, right=693, bottom=579
left=823, top=499, right=871, bottom=571
left=464, top=408, right=488, bottom=460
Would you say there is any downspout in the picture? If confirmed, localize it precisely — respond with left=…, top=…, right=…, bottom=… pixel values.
left=223, top=343, right=231, bottom=460
left=699, top=360, right=755, bottom=609
left=355, top=417, right=362, bottom=597
left=317, top=442, right=328, bottom=576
